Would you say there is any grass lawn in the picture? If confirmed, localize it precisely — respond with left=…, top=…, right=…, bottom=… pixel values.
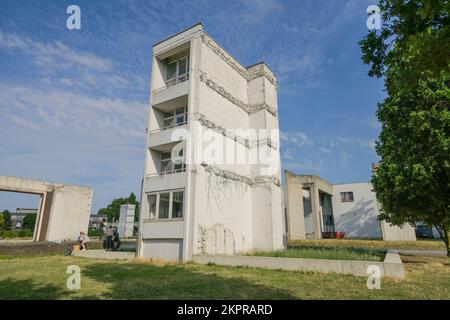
left=0, top=254, right=449, bottom=299
left=288, top=239, right=446, bottom=251
left=250, top=246, right=385, bottom=261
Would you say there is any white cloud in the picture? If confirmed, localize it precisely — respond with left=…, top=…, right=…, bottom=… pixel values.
left=280, top=128, right=376, bottom=172
left=10, top=114, right=43, bottom=132
left=281, top=148, right=294, bottom=161
left=0, top=31, right=138, bottom=94
left=0, top=31, right=113, bottom=72
left=281, top=131, right=312, bottom=148
left=0, top=84, right=147, bottom=146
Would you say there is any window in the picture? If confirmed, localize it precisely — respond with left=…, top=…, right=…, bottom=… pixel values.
left=166, top=61, right=177, bottom=83
left=146, top=194, right=157, bottom=220
left=340, top=192, right=354, bottom=202
left=158, top=193, right=170, bottom=219
left=172, top=191, right=184, bottom=218
left=163, top=112, right=175, bottom=128
left=161, top=106, right=187, bottom=130
left=145, top=190, right=184, bottom=220
left=302, top=189, right=311, bottom=202
left=160, top=149, right=185, bottom=174
left=166, top=57, right=189, bottom=86
left=160, top=152, right=173, bottom=173
left=175, top=107, right=187, bottom=125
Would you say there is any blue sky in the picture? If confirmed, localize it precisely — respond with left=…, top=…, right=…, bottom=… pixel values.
left=0, top=0, right=384, bottom=213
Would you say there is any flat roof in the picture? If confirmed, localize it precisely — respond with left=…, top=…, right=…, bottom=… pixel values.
left=152, top=22, right=204, bottom=47
left=152, top=23, right=276, bottom=80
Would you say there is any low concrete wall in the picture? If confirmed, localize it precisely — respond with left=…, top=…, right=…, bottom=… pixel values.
left=73, top=249, right=135, bottom=260
left=193, top=249, right=405, bottom=279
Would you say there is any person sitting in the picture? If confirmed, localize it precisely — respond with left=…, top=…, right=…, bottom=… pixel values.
left=77, top=231, right=89, bottom=251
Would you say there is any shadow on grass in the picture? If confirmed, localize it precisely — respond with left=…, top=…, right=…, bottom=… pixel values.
left=79, top=261, right=296, bottom=300
left=0, top=278, right=69, bottom=300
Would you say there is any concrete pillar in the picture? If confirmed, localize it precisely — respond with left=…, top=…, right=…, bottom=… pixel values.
left=310, top=185, right=322, bottom=239
left=33, top=194, right=45, bottom=241
left=36, top=191, right=54, bottom=241
left=286, top=174, right=306, bottom=240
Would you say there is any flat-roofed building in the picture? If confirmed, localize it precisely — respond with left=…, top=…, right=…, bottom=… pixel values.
left=138, top=23, right=284, bottom=261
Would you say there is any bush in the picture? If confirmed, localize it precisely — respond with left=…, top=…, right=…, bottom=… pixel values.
left=18, top=229, right=33, bottom=238
left=22, top=214, right=37, bottom=231
left=0, top=229, right=33, bottom=239
left=88, top=229, right=103, bottom=237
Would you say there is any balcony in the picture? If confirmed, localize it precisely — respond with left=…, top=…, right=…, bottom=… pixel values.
left=144, top=170, right=185, bottom=193
left=149, top=105, right=187, bottom=148
left=144, top=167, right=186, bottom=193
left=152, top=77, right=189, bottom=106
left=153, top=73, right=190, bottom=93
left=152, top=53, right=190, bottom=105
left=149, top=119, right=187, bottom=134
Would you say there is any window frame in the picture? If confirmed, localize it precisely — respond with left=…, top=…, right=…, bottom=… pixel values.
left=340, top=191, right=354, bottom=203
left=145, top=189, right=185, bottom=221
left=159, top=150, right=185, bottom=174
left=161, top=106, right=187, bottom=130
left=165, top=56, right=189, bottom=86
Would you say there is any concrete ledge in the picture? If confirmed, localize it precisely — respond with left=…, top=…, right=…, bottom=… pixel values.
left=72, top=249, right=135, bottom=261
left=193, top=250, right=405, bottom=279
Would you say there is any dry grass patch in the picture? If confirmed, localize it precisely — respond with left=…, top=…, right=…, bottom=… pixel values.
left=288, top=239, right=445, bottom=251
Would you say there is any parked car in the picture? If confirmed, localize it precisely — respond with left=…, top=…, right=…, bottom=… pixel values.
left=415, top=225, right=434, bottom=239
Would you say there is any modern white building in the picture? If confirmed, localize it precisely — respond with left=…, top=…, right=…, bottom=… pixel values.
left=137, top=23, right=285, bottom=261
left=285, top=171, right=417, bottom=241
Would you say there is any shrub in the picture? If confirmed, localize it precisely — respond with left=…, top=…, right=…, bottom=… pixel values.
left=0, top=229, right=33, bottom=239
left=88, top=229, right=103, bottom=237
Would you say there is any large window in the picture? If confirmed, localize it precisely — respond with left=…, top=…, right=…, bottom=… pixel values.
left=160, top=149, right=185, bottom=174
left=162, top=106, right=187, bottom=129
left=340, top=191, right=354, bottom=202
left=166, top=57, right=189, bottom=86
left=145, top=190, right=184, bottom=220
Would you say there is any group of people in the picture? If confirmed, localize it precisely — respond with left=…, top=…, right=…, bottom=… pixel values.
left=76, top=218, right=121, bottom=251
left=100, top=219, right=121, bottom=251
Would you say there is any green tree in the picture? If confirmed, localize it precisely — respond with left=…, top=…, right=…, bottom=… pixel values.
left=0, top=213, right=4, bottom=230
left=2, top=210, right=12, bottom=230
left=97, top=193, right=140, bottom=222
left=360, top=0, right=450, bottom=255
left=22, top=214, right=37, bottom=231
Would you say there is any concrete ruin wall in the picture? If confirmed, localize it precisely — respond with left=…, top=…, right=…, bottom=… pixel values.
left=0, top=176, right=93, bottom=242
left=381, top=220, right=416, bottom=241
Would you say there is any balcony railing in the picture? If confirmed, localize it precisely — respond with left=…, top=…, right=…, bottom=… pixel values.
left=146, top=167, right=186, bottom=178
left=153, top=73, right=190, bottom=93
left=149, top=119, right=187, bottom=134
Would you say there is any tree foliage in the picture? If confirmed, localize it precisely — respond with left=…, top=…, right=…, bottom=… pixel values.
left=22, top=214, right=37, bottom=231
left=0, top=213, right=4, bottom=230
left=97, top=193, right=140, bottom=222
left=1, top=210, right=12, bottom=230
left=360, top=0, right=450, bottom=255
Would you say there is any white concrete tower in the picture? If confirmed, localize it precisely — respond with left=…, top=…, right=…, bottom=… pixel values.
left=138, top=23, right=284, bottom=261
